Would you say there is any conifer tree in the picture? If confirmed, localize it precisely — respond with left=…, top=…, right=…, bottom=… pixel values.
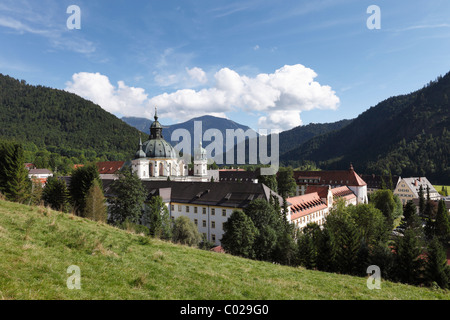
left=418, top=185, right=425, bottom=215
left=393, top=228, right=424, bottom=285
left=29, top=178, right=43, bottom=206
left=424, top=237, right=450, bottom=289
left=143, top=195, right=172, bottom=240
left=435, top=200, right=450, bottom=246
left=276, top=167, right=297, bottom=199
left=42, top=176, right=69, bottom=212
left=69, top=164, right=101, bottom=216
left=0, top=141, right=30, bottom=203
left=315, top=227, right=335, bottom=272
left=83, top=179, right=107, bottom=223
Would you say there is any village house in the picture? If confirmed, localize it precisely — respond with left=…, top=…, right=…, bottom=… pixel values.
left=394, top=177, right=441, bottom=205
left=28, top=168, right=53, bottom=185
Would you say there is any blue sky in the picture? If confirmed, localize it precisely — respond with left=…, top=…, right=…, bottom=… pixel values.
left=1, top=0, right=450, bottom=132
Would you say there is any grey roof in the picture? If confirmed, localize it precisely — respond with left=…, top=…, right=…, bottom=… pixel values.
left=102, top=179, right=283, bottom=209
left=401, top=177, right=439, bottom=197
left=28, top=169, right=53, bottom=175
left=142, top=138, right=178, bottom=159
left=218, top=170, right=259, bottom=183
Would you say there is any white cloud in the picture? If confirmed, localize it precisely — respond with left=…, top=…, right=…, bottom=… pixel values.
left=65, top=72, right=148, bottom=116
left=186, top=67, right=208, bottom=84
left=258, top=110, right=303, bottom=131
left=154, top=66, right=208, bottom=88
left=65, top=64, right=340, bottom=131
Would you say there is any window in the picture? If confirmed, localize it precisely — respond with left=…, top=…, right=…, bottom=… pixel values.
left=211, top=221, right=215, bottom=229
left=194, top=207, right=198, bottom=214
left=212, top=234, right=216, bottom=242
left=202, top=207, right=206, bottom=214
left=186, top=206, right=190, bottom=213
left=222, top=209, right=226, bottom=217
left=202, top=220, right=206, bottom=227
left=178, top=205, right=181, bottom=212
left=171, top=204, right=174, bottom=211
left=211, top=208, right=215, bottom=215
left=194, top=219, right=198, bottom=225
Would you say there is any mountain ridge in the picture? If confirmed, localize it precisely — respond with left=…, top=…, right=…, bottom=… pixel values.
left=280, top=72, right=450, bottom=183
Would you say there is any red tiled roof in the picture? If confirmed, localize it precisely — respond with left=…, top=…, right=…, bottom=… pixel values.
left=293, top=165, right=366, bottom=187
left=287, top=192, right=327, bottom=220
left=305, top=185, right=330, bottom=199
left=96, top=161, right=125, bottom=174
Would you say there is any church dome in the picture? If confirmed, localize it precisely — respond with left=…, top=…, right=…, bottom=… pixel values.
left=139, top=107, right=178, bottom=159
left=142, top=138, right=178, bottom=159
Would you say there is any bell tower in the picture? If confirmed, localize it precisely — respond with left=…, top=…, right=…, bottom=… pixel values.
left=194, top=142, right=207, bottom=177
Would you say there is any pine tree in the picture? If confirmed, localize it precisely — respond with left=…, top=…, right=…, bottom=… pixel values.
left=69, top=164, right=101, bottom=216
left=276, top=167, right=297, bottom=198
left=83, top=179, right=107, bottom=223
left=418, top=185, right=425, bottom=215
left=435, top=200, right=450, bottom=246
left=315, top=227, right=335, bottom=272
left=424, top=200, right=438, bottom=240
left=393, top=228, right=424, bottom=285
left=29, top=178, right=43, bottom=206
left=0, top=141, right=30, bottom=203
left=42, top=176, right=69, bottom=212
left=143, top=196, right=172, bottom=240
left=424, top=237, right=450, bottom=289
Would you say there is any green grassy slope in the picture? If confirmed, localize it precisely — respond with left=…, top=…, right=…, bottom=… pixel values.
left=0, top=199, right=449, bottom=300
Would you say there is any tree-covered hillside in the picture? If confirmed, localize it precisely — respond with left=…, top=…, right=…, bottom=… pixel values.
left=280, top=72, right=450, bottom=184
left=0, top=74, right=143, bottom=171
left=278, top=119, right=353, bottom=155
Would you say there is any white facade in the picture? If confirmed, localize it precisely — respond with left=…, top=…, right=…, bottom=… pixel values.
left=348, top=185, right=368, bottom=204
left=132, top=158, right=188, bottom=180
left=169, top=202, right=234, bottom=245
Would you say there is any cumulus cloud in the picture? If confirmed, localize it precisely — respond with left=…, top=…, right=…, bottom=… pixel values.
left=65, top=72, right=148, bottom=116
left=65, top=64, right=339, bottom=131
left=154, top=66, right=208, bottom=88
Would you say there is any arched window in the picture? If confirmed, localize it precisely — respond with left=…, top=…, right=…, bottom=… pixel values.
left=159, top=162, right=164, bottom=176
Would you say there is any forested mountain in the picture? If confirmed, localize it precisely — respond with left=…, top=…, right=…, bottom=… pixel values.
left=280, top=72, right=450, bottom=184
left=0, top=74, right=143, bottom=172
left=277, top=119, right=352, bottom=155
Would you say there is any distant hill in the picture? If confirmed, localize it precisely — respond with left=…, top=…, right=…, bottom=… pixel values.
left=280, top=72, right=450, bottom=184
left=0, top=73, right=143, bottom=168
left=123, top=115, right=258, bottom=157
left=122, top=115, right=353, bottom=167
